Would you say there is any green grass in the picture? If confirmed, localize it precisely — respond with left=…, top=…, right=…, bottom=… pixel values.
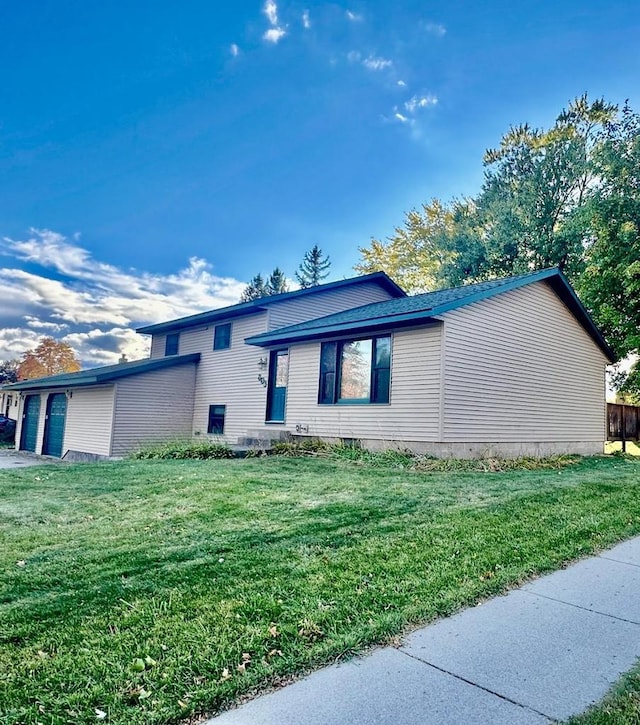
left=1, top=454, right=640, bottom=724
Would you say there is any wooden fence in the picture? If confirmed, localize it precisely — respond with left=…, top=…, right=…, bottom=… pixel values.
left=607, top=403, right=640, bottom=451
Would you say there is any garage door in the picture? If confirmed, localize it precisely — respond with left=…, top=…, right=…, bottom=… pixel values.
left=42, top=393, right=68, bottom=458
left=19, top=395, right=41, bottom=453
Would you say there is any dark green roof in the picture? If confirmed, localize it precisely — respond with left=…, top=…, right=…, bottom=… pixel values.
left=3, top=353, right=201, bottom=392
left=246, top=268, right=616, bottom=362
left=136, top=272, right=405, bottom=335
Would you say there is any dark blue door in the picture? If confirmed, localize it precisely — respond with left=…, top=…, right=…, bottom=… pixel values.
left=42, top=393, right=67, bottom=457
left=19, top=395, right=41, bottom=453
left=266, top=349, right=288, bottom=423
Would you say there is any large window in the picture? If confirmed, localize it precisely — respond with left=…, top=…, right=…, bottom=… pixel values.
left=208, top=405, right=226, bottom=434
left=213, top=322, right=232, bottom=350
left=165, top=332, right=180, bottom=356
left=319, top=335, right=391, bottom=404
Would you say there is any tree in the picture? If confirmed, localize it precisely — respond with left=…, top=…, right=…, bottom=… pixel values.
left=17, top=338, right=81, bottom=380
left=241, top=268, right=290, bottom=301
left=356, top=95, right=617, bottom=292
left=0, top=360, right=19, bottom=385
left=576, top=103, right=640, bottom=398
left=355, top=199, right=458, bottom=292
left=295, top=245, right=331, bottom=288
left=354, top=94, right=640, bottom=397
left=240, top=274, right=267, bottom=302
left=267, top=267, right=289, bottom=295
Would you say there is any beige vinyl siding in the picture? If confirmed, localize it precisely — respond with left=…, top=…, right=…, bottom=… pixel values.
left=111, top=363, right=197, bottom=456
left=63, top=386, right=115, bottom=456
left=284, top=325, right=442, bottom=441
left=267, top=283, right=396, bottom=329
left=191, top=312, right=280, bottom=442
left=441, top=280, right=607, bottom=443
left=150, top=335, right=166, bottom=359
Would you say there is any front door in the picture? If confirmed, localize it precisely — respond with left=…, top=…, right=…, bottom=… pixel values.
left=42, top=393, right=67, bottom=457
left=19, top=395, right=41, bottom=453
left=266, top=349, right=289, bottom=423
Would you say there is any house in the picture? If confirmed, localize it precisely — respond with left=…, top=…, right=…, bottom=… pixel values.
left=3, top=267, right=615, bottom=459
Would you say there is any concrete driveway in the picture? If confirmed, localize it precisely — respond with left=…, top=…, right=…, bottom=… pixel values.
left=0, top=449, right=59, bottom=468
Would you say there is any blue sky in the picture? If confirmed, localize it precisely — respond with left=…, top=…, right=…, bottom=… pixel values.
left=1, top=0, right=639, bottom=365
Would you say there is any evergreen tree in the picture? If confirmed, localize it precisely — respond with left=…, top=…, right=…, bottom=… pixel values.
left=0, top=359, right=19, bottom=384
left=267, top=267, right=289, bottom=295
left=240, top=274, right=267, bottom=302
left=295, top=245, right=331, bottom=288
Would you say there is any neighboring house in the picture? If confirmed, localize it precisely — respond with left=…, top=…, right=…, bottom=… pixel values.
left=3, top=268, right=616, bottom=459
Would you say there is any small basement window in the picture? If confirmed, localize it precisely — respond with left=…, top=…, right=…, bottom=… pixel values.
left=165, top=332, right=180, bottom=356
left=208, top=405, right=226, bottom=435
left=213, top=322, right=232, bottom=350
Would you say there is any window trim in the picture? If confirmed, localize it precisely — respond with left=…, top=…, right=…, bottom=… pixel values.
left=213, top=322, right=232, bottom=351
left=207, top=404, right=226, bottom=435
left=165, top=332, right=180, bottom=356
left=318, top=335, right=391, bottom=405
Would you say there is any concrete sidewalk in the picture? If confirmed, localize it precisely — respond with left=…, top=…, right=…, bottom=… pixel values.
left=206, top=536, right=640, bottom=724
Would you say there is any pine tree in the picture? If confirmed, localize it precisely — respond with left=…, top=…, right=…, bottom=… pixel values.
left=240, top=274, right=267, bottom=302
left=295, top=245, right=331, bottom=288
left=267, top=267, right=289, bottom=295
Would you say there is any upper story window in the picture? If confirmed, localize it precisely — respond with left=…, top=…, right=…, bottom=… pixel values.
left=213, top=322, right=232, bottom=350
left=319, top=335, right=391, bottom=405
left=165, top=332, right=180, bottom=356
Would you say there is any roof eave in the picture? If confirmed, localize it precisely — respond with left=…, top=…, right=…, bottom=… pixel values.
left=246, top=314, right=440, bottom=347
left=136, top=272, right=406, bottom=336
left=3, top=353, right=201, bottom=391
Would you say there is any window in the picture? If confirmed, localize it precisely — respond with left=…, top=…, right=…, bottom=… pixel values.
left=208, top=405, right=226, bottom=434
left=318, top=335, right=391, bottom=405
left=165, top=332, right=180, bottom=356
left=213, top=322, right=232, bottom=350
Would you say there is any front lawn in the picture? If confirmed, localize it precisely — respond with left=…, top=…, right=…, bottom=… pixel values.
left=1, top=454, right=640, bottom=724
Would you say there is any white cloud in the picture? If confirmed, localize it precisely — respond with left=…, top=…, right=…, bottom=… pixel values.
left=0, top=230, right=246, bottom=367
left=263, top=27, right=287, bottom=43
left=24, top=316, right=69, bottom=333
left=394, top=112, right=410, bottom=124
left=404, top=94, right=438, bottom=113
left=397, top=80, right=407, bottom=87
left=261, top=0, right=286, bottom=43
left=424, top=22, right=446, bottom=36
left=264, top=0, right=279, bottom=25
left=302, top=10, right=310, bottom=29
left=362, top=55, right=392, bottom=71
left=346, top=10, right=362, bottom=22
left=347, top=51, right=393, bottom=72
left=230, top=43, right=240, bottom=57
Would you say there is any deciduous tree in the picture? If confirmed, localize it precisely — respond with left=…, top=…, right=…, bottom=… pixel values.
left=355, top=199, right=458, bottom=292
left=17, top=338, right=81, bottom=380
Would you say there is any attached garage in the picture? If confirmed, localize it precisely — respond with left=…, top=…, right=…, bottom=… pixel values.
left=6, top=354, right=200, bottom=459
left=19, top=395, right=41, bottom=453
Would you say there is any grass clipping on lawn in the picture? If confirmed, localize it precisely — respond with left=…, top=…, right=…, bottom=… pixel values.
left=1, top=454, right=639, bottom=724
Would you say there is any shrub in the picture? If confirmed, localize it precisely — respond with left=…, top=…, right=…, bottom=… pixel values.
left=130, top=440, right=234, bottom=460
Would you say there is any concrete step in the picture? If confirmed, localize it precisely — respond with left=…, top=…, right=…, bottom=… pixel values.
left=237, top=429, right=290, bottom=448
